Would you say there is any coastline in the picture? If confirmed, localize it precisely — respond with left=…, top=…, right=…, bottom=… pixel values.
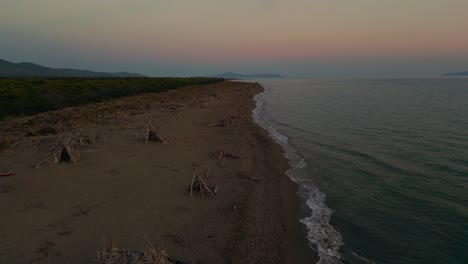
left=0, top=81, right=314, bottom=263
left=228, top=83, right=317, bottom=263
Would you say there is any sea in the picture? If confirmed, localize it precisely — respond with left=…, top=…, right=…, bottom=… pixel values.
left=251, top=78, right=468, bottom=264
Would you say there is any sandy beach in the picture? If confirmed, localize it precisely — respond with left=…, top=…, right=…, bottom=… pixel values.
left=0, top=81, right=314, bottom=263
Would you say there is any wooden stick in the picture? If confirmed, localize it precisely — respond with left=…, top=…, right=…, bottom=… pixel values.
left=225, top=153, right=242, bottom=159
left=11, top=140, right=26, bottom=150
left=190, top=169, right=197, bottom=197
left=143, top=232, right=156, bottom=250
left=207, top=122, right=222, bottom=128
left=198, top=176, right=216, bottom=198
left=199, top=177, right=204, bottom=198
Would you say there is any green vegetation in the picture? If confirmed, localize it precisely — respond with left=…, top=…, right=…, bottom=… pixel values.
left=0, top=77, right=223, bottom=120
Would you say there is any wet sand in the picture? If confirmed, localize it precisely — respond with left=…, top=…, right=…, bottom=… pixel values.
left=0, top=81, right=315, bottom=263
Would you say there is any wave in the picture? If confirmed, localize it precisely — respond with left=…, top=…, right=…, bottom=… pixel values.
left=252, top=86, right=345, bottom=264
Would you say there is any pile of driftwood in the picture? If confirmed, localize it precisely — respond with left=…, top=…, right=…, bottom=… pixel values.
left=189, top=164, right=217, bottom=198
left=35, top=132, right=96, bottom=168
left=207, top=116, right=238, bottom=128
left=210, top=150, right=242, bottom=167
left=97, top=237, right=188, bottom=264
left=144, top=115, right=167, bottom=144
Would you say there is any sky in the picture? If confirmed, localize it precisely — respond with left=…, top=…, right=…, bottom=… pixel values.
left=1, top=0, right=468, bottom=77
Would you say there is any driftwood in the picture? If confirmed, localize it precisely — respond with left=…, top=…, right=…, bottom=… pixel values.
left=144, top=115, right=167, bottom=144
left=35, top=132, right=95, bottom=168
left=207, top=116, right=238, bottom=128
left=189, top=164, right=217, bottom=198
left=97, top=236, right=189, bottom=264
left=210, top=150, right=242, bottom=167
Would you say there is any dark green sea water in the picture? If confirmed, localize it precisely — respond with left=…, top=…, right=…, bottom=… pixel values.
left=253, top=78, right=468, bottom=264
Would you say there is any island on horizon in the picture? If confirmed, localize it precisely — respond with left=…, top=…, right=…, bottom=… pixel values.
left=212, top=72, right=285, bottom=79
left=442, top=71, right=468, bottom=76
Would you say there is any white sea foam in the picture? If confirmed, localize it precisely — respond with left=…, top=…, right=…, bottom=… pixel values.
left=252, top=86, right=344, bottom=264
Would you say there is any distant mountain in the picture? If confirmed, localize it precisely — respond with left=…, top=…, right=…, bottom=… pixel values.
left=0, top=59, right=145, bottom=77
left=212, top=72, right=284, bottom=79
left=442, top=71, right=468, bottom=76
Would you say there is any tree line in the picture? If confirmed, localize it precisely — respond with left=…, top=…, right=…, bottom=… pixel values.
left=0, top=77, right=223, bottom=120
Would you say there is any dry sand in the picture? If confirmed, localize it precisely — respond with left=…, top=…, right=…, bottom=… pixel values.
left=0, top=81, right=315, bottom=263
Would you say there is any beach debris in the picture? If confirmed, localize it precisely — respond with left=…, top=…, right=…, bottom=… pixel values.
left=189, top=164, right=217, bottom=198
left=35, top=132, right=96, bottom=168
left=0, top=169, right=13, bottom=177
left=207, top=116, right=238, bottom=128
left=210, top=150, right=242, bottom=167
left=248, top=176, right=261, bottom=183
left=144, top=115, right=167, bottom=144
left=97, top=236, right=189, bottom=264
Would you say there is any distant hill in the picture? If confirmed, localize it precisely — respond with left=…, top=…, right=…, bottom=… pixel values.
left=0, top=59, right=145, bottom=78
left=442, top=71, right=468, bottom=76
left=212, top=72, right=284, bottom=79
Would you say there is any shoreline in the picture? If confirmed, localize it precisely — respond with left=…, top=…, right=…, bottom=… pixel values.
left=0, top=81, right=315, bottom=263
left=250, top=84, right=318, bottom=263
left=228, top=83, right=317, bottom=263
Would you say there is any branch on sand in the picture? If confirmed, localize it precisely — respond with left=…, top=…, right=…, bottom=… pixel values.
left=207, top=116, right=238, bottom=128
left=210, top=150, right=242, bottom=167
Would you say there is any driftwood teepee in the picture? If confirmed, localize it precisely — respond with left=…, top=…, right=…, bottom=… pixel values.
left=144, top=115, right=167, bottom=144
left=189, top=164, right=217, bottom=198
left=35, top=133, right=91, bottom=168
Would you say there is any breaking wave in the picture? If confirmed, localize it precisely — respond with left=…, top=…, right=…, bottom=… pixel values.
left=252, top=86, right=345, bottom=264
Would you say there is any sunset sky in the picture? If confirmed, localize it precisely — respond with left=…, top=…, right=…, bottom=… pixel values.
left=1, top=0, right=468, bottom=77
